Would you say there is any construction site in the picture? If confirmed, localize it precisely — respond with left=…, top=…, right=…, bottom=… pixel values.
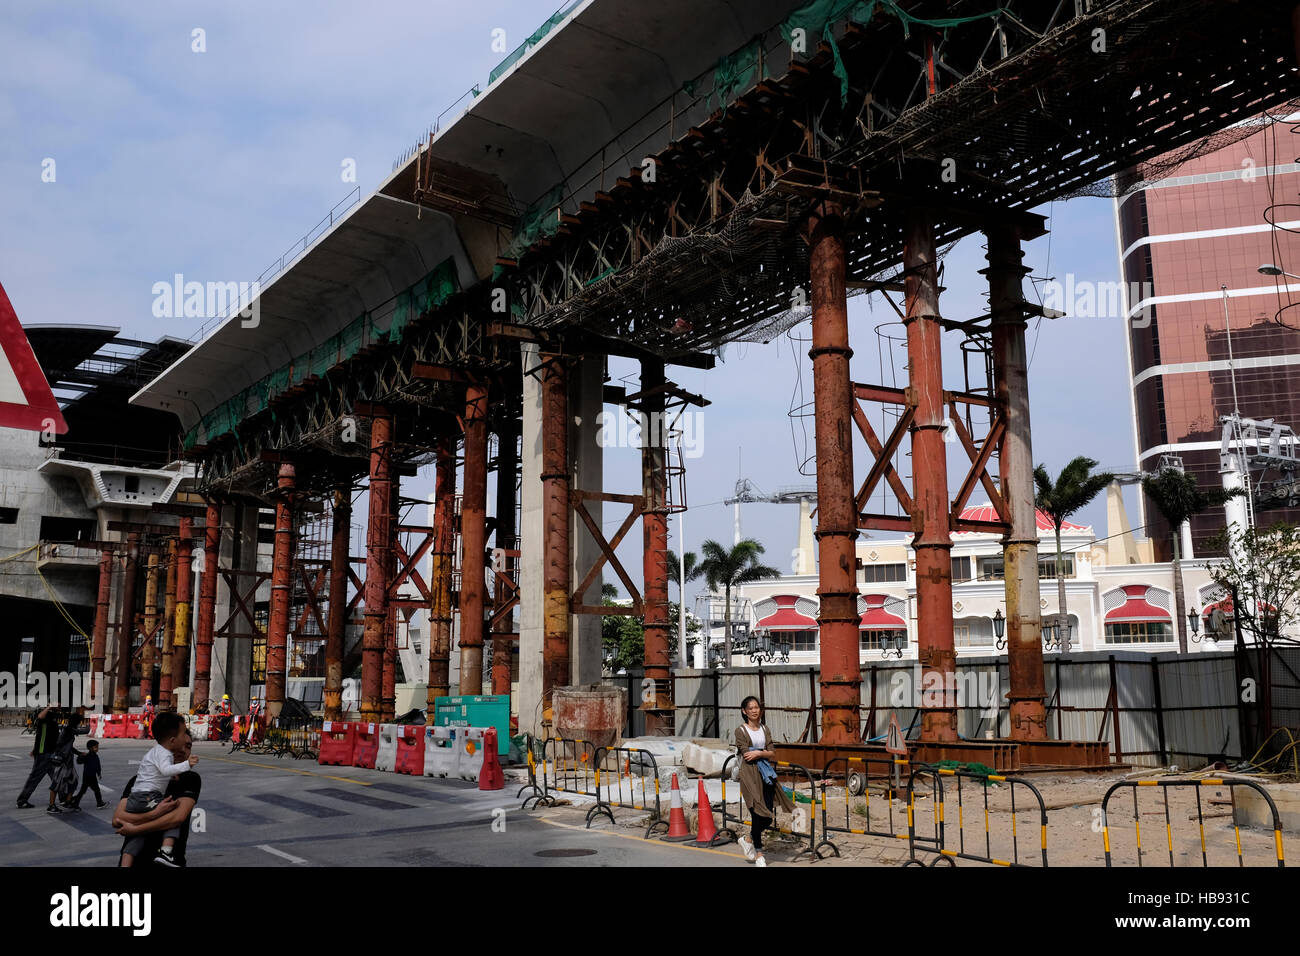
left=3, top=0, right=1300, bottom=888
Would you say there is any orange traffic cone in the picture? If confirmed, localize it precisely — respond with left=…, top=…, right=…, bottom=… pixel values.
left=692, top=778, right=724, bottom=847
left=479, top=728, right=505, bottom=791
left=661, top=773, right=693, bottom=842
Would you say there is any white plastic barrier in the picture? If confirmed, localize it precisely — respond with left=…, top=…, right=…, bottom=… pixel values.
left=188, top=715, right=210, bottom=740
left=87, top=714, right=103, bottom=736
left=423, top=726, right=458, bottom=778
left=457, top=727, right=488, bottom=781
left=374, top=723, right=398, bottom=772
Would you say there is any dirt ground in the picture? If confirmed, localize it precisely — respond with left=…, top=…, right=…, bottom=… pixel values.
left=527, top=767, right=1292, bottom=868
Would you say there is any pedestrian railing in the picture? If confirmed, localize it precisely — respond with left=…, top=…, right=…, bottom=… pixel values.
left=1101, top=777, right=1285, bottom=868
left=519, top=737, right=600, bottom=810
left=591, top=745, right=663, bottom=830
left=904, top=765, right=1049, bottom=867
left=816, top=755, right=927, bottom=859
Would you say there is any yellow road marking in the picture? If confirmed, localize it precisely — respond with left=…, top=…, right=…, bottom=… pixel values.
left=202, top=753, right=374, bottom=786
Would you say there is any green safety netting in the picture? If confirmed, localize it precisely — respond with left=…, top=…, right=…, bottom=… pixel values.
left=781, top=0, right=1011, bottom=103
left=488, top=0, right=582, bottom=86
left=494, top=184, right=565, bottom=279
left=683, top=39, right=766, bottom=115
left=184, top=258, right=460, bottom=449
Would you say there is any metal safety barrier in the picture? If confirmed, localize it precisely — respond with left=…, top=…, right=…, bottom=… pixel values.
left=904, top=765, right=1048, bottom=867
left=237, top=721, right=320, bottom=760
left=719, top=753, right=828, bottom=861
left=592, top=745, right=663, bottom=831
left=1101, top=777, right=1286, bottom=868
left=816, top=755, right=938, bottom=860
left=519, top=737, right=600, bottom=810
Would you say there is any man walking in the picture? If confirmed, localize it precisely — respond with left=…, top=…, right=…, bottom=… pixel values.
left=16, top=706, right=61, bottom=810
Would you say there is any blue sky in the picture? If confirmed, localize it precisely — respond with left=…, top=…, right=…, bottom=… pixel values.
left=1, top=1, right=1142, bottom=604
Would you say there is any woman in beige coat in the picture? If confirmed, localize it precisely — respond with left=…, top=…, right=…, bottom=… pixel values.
left=734, top=696, right=793, bottom=866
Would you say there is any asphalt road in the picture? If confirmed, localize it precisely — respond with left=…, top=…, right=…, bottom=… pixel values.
left=0, top=728, right=742, bottom=867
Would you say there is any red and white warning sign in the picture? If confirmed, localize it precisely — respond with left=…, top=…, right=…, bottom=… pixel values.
left=885, top=711, right=907, bottom=755
left=0, top=280, right=67, bottom=433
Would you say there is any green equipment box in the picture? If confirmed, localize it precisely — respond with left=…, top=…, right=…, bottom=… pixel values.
left=434, top=695, right=509, bottom=755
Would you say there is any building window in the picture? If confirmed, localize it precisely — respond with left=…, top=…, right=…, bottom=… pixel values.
left=860, top=628, right=907, bottom=650
left=978, top=555, right=1074, bottom=580
left=1038, top=555, right=1075, bottom=579
left=951, top=556, right=972, bottom=583
left=786, top=630, right=817, bottom=652
left=1104, top=621, right=1172, bottom=644
left=954, top=622, right=996, bottom=647
left=39, top=516, right=96, bottom=542
left=861, top=562, right=906, bottom=583
left=0, top=507, right=17, bottom=524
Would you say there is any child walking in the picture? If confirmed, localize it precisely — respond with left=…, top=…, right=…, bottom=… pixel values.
left=71, top=739, right=106, bottom=808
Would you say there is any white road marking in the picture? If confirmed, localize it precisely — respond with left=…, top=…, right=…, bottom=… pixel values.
left=257, top=844, right=309, bottom=865
left=0, top=754, right=19, bottom=759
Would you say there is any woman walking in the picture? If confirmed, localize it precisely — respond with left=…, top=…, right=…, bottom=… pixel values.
left=733, top=695, right=792, bottom=866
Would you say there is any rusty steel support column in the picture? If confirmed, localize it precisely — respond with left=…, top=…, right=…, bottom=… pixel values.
left=986, top=226, right=1049, bottom=740
left=808, top=202, right=861, bottom=745
left=266, top=463, right=296, bottom=720
left=492, top=411, right=518, bottom=696
left=459, top=384, right=489, bottom=695
left=141, top=553, right=159, bottom=703
left=91, top=549, right=112, bottom=707
left=173, top=517, right=194, bottom=707
left=324, top=485, right=350, bottom=721
left=382, top=476, right=400, bottom=721
left=427, top=435, right=456, bottom=714
left=362, top=410, right=393, bottom=722
left=904, top=210, right=958, bottom=743
left=113, top=533, right=140, bottom=714
left=194, top=500, right=222, bottom=711
left=159, top=538, right=177, bottom=709
left=541, top=355, right=571, bottom=709
left=641, top=358, right=672, bottom=734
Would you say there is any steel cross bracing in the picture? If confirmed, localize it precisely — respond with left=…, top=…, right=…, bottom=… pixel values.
left=495, top=0, right=1300, bottom=356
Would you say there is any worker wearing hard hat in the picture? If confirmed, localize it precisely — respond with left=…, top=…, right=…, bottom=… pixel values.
left=216, top=694, right=233, bottom=742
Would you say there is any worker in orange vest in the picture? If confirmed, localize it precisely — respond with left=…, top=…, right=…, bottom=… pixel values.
left=216, top=694, right=233, bottom=742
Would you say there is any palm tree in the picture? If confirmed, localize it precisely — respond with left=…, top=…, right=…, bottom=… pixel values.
left=665, top=550, right=701, bottom=601
left=696, top=538, right=779, bottom=666
left=1142, top=467, right=1243, bottom=653
left=1035, top=457, right=1115, bottom=651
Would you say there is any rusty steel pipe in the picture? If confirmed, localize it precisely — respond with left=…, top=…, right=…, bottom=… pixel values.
left=459, top=383, right=489, bottom=694
left=640, top=358, right=672, bottom=734
left=173, top=517, right=194, bottom=703
left=808, top=203, right=861, bottom=745
left=361, top=411, right=393, bottom=721
left=113, top=533, right=140, bottom=714
left=904, top=210, right=958, bottom=743
left=986, top=227, right=1049, bottom=739
left=266, top=462, right=296, bottom=720
left=159, top=538, right=177, bottom=710
left=324, top=485, right=350, bottom=721
left=382, top=475, right=400, bottom=721
left=492, top=410, right=518, bottom=696
left=193, top=500, right=222, bottom=711
left=91, top=549, right=112, bottom=707
left=427, top=434, right=456, bottom=714
left=540, top=355, right=571, bottom=707
left=141, top=553, right=159, bottom=703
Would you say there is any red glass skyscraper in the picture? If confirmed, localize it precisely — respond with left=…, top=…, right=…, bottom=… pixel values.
left=1117, top=114, right=1300, bottom=558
